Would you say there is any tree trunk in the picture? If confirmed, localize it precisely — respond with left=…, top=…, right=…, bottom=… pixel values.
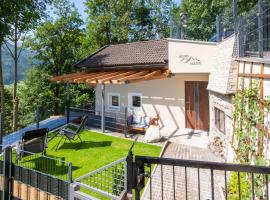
left=0, top=43, right=5, bottom=137
left=12, top=21, right=18, bottom=131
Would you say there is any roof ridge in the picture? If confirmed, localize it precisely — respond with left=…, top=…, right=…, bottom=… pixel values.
left=107, top=38, right=168, bottom=47
left=73, top=45, right=109, bottom=68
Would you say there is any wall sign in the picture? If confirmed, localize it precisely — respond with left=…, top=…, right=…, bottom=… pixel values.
left=179, top=55, right=201, bottom=65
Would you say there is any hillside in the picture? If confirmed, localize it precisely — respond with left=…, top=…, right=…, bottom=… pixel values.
left=2, top=43, right=33, bottom=85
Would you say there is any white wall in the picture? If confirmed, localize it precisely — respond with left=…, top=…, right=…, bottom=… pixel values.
left=95, top=74, right=209, bottom=137
left=168, top=39, right=217, bottom=74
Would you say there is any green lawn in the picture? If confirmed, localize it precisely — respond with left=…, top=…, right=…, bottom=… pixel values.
left=46, top=130, right=162, bottom=179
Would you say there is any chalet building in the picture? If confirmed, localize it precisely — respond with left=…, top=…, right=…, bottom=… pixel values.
left=51, top=35, right=240, bottom=160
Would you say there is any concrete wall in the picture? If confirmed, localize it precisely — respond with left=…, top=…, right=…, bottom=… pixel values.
left=168, top=39, right=217, bottom=74
left=95, top=74, right=209, bottom=137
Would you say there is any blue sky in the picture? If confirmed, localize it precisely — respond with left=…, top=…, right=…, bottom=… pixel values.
left=71, top=0, right=181, bottom=21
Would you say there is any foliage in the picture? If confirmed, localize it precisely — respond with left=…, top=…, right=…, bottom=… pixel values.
left=232, top=82, right=268, bottom=163
left=228, top=172, right=251, bottom=199
left=232, top=81, right=270, bottom=199
left=83, top=0, right=174, bottom=55
left=25, top=0, right=85, bottom=114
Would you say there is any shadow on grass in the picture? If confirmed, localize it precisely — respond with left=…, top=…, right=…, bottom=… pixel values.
left=58, top=141, right=112, bottom=150
left=19, top=155, right=81, bottom=179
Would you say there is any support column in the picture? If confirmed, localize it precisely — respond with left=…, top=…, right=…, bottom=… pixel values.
left=3, top=146, right=11, bottom=200
left=66, top=82, right=71, bottom=124
left=101, top=84, right=105, bottom=132
left=0, top=112, right=3, bottom=151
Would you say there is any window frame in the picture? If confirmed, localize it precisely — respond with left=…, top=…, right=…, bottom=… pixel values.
left=214, top=107, right=225, bottom=134
left=128, top=93, right=142, bottom=110
left=108, top=93, right=120, bottom=111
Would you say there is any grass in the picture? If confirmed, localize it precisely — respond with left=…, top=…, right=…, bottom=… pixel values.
left=45, top=130, right=162, bottom=179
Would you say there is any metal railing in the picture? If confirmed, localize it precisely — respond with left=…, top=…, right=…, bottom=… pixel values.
left=69, top=107, right=128, bottom=135
left=74, top=157, right=127, bottom=199
left=238, top=0, right=270, bottom=58
left=134, top=156, right=270, bottom=200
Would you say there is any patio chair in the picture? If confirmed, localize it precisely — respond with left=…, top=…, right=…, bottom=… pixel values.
left=54, top=115, right=88, bottom=150
left=17, top=128, right=49, bottom=159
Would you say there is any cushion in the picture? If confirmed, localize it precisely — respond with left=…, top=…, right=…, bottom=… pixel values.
left=142, top=117, right=150, bottom=127
left=127, top=115, right=133, bottom=125
left=132, top=115, right=142, bottom=124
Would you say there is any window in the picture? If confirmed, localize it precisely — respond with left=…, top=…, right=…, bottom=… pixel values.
left=128, top=93, right=142, bottom=110
left=108, top=93, right=120, bottom=110
left=215, top=107, right=225, bottom=133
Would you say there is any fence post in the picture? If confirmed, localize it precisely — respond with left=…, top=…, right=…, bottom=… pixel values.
left=36, top=106, right=41, bottom=129
left=66, top=82, right=71, bottom=124
left=68, top=162, right=73, bottom=200
left=124, top=107, right=128, bottom=138
left=2, top=146, right=12, bottom=200
left=126, top=151, right=134, bottom=200
left=216, top=15, right=222, bottom=42
left=258, top=0, right=264, bottom=58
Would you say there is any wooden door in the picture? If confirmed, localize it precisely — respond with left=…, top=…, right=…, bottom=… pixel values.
left=185, top=81, right=209, bottom=131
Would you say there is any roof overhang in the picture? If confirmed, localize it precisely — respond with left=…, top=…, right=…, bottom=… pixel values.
left=50, top=69, right=171, bottom=86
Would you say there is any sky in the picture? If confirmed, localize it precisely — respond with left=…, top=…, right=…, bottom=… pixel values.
left=71, top=0, right=181, bottom=21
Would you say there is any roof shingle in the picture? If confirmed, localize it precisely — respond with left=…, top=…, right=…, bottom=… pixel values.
left=75, top=39, right=168, bottom=69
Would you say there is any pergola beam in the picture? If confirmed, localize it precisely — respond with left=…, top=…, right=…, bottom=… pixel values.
left=50, top=69, right=171, bottom=85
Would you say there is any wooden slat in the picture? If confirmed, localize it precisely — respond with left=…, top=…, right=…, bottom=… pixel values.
left=112, top=70, right=150, bottom=83
left=97, top=71, right=135, bottom=83
left=73, top=72, right=107, bottom=83
left=238, top=73, right=270, bottom=79
left=86, top=72, right=121, bottom=83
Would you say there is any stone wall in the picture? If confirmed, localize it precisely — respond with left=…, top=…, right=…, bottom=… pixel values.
left=209, top=91, right=235, bottom=161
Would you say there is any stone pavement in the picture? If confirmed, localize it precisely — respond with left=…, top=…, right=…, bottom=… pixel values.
left=141, top=142, right=226, bottom=200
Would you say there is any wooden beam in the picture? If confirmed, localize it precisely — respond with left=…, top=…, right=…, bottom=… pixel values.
left=73, top=72, right=107, bottom=83
left=238, top=73, right=270, bottom=79
left=112, top=71, right=150, bottom=83
left=50, top=72, right=86, bottom=82
left=124, top=74, right=168, bottom=84
left=86, top=72, right=121, bottom=84
left=96, top=71, right=134, bottom=84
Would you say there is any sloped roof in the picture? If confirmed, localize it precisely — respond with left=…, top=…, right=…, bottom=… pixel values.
left=75, top=39, right=168, bottom=69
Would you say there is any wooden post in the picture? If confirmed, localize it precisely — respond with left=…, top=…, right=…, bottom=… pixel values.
left=66, top=82, right=71, bottom=124
left=101, top=84, right=105, bottom=132
left=258, top=63, right=265, bottom=156
left=2, top=146, right=12, bottom=200
left=258, top=0, right=264, bottom=58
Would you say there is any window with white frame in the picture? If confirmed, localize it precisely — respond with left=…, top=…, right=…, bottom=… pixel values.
left=128, top=93, right=142, bottom=110
left=108, top=93, right=120, bottom=110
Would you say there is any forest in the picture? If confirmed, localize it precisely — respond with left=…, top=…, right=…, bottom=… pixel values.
left=0, top=0, right=258, bottom=134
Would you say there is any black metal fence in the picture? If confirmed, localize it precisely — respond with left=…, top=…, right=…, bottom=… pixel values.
left=1, top=147, right=71, bottom=200
left=132, top=156, right=270, bottom=200
left=69, top=107, right=128, bottom=136
left=238, top=0, right=270, bottom=58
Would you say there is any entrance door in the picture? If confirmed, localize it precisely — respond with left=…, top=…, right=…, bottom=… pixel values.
left=185, top=81, right=209, bottom=131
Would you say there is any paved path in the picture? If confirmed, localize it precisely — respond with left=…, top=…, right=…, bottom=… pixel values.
left=142, top=142, right=226, bottom=200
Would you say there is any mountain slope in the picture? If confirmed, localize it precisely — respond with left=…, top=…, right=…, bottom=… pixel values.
left=2, top=43, right=33, bottom=85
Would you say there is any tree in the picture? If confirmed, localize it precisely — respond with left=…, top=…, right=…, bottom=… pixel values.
left=26, top=0, right=84, bottom=114
left=0, top=0, right=15, bottom=135
left=83, top=0, right=173, bottom=54
left=4, top=0, right=48, bottom=131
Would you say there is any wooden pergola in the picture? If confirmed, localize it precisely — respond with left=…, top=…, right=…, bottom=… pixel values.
left=50, top=69, right=170, bottom=85
left=50, top=69, right=171, bottom=132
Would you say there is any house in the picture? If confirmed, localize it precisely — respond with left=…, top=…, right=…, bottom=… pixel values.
left=51, top=36, right=237, bottom=149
